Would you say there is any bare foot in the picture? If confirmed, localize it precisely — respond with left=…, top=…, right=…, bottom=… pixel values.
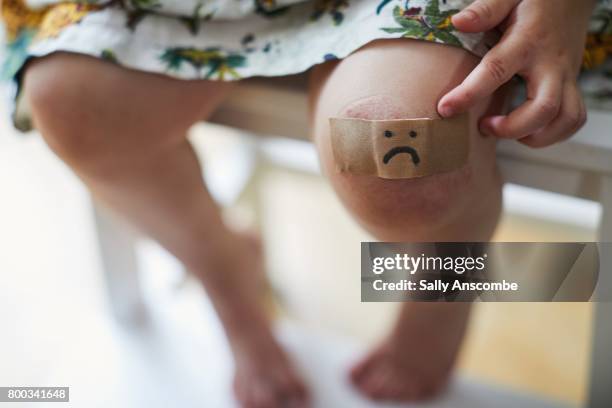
left=350, top=303, right=471, bottom=401
left=200, top=230, right=309, bottom=408
left=232, top=324, right=309, bottom=408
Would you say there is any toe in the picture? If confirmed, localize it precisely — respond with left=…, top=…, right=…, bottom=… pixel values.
left=355, top=362, right=386, bottom=399
left=233, top=377, right=252, bottom=408
left=349, top=352, right=378, bottom=384
left=278, top=375, right=309, bottom=408
left=375, top=367, right=404, bottom=400
left=395, top=380, right=418, bottom=401
left=366, top=369, right=390, bottom=400
left=384, top=381, right=406, bottom=401
left=354, top=361, right=422, bottom=402
left=365, top=364, right=410, bottom=401
left=247, top=382, right=278, bottom=408
left=414, top=376, right=447, bottom=401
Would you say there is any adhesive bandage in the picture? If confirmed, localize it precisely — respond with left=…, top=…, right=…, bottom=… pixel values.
left=329, top=113, right=469, bottom=179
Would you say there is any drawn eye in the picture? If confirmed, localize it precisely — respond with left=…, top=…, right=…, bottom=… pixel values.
left=384, top=130, right=393, bottom=138
left=409, top=131, right=417, bottom=138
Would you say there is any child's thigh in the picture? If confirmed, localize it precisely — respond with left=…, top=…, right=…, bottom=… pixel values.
left=309, top=39, right=506, bottom=241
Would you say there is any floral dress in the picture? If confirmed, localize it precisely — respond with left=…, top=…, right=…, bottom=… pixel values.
left=1, top=0, right=612, bottom=131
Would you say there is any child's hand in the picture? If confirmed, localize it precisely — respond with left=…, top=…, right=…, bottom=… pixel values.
left=437, top=0, right=595, bottom=147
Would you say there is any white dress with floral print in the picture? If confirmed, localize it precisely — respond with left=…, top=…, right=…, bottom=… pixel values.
left=1, top=0, right=612, bottom=131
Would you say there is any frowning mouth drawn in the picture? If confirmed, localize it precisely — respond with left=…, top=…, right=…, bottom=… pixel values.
left=383, top=146, right=421, bottom=166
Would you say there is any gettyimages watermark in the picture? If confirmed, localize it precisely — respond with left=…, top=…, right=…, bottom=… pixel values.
left=361, top=242, right=612, bottom=302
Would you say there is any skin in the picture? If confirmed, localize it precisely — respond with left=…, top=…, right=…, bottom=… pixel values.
left=439, top=0, right=596, bottom=148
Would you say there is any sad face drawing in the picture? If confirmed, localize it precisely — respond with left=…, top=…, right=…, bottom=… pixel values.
left=329, top=114, right=470, bottom=179
left=370, top=120, right=430, bottom=178
left=381, top=129, right=421, bottom=166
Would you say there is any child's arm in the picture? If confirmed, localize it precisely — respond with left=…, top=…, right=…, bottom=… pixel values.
left=438, top=0, right=597, bottom=148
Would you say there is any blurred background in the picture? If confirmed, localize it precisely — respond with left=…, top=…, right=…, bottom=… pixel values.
left=0, top=92, right=603, bottom=407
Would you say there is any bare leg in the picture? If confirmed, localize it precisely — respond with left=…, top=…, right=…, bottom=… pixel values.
left=310, top=39, right=507, bottom=401
left=24, top=53, right=307, bottom=408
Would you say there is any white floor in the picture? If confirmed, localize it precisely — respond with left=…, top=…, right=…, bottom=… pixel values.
left=21, top=278, right=571, bottom=408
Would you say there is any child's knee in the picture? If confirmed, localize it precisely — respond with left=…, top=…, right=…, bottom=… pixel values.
left=23, top=53, right=202, bottom=170
left=321, top=96, right=480, bottom=241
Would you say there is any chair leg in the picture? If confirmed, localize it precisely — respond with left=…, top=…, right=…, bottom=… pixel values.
left=588, top=175, right=612, bottom=408
left=92, top=199, right=147, bottom=325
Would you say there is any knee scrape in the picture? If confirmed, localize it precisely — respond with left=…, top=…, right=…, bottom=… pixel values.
left=340, top=94, right=439, bottom=121
left=340, top=95, right=407, bottom=120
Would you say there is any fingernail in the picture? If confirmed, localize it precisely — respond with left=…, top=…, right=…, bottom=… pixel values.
left=464, top=9, right=479, bottom=22
left=439, top=104, right=455, bottom=118
left=480, top=122, right=495, bottom=137
left=481, top=116, right=505, bottom=137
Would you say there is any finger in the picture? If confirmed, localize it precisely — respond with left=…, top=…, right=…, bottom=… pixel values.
left=519, top=82, right=586, bottom=148
left=250, top=383, right=276, bottom=408
left=452, top=0, right=521, bottom=33
left=439, top=34, right=527, bottom=117
left=480, top=72, right=562, bottom=139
